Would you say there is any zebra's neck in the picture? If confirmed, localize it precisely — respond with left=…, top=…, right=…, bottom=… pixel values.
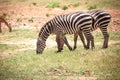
left=39, top=21, right=54, bottom=41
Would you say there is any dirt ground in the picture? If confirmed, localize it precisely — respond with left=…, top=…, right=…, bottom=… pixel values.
left=0, top=5, right=120, bottom=32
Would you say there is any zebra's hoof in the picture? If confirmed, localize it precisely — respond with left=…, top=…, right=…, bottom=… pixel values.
left=36, top=51, right=43, bottom=54
left=56, top=50, right=62, bottom=53
left=69, top=47, right=73, bottom=51
left=9, top=30, right=12, bottom=32
left=73, top=47, right=77, bottom=50
left=61, top=48, right=63, bottom=50
left=84, top=46, right=89, bottom=50
left=102, top=46, right=108, bottom=49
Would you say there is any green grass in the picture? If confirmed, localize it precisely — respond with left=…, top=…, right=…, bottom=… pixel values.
left=0, top=45, right=120, bottom=79
left=61, top=5, right=68, bottom=10
left=0, top=28, right=120, bottom=80
left=72, top=2, right=80, bottom=7
left=0, top=0, right=120, bottom=10
left=87, top=4, right=97, bottom=10
left=0, top=28, right=39, bottom=41
left=46, top=1, right=59, bottom=8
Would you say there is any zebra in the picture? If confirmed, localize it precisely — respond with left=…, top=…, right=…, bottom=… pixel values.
left=36, top=12, right=94, bottom=54
left=0, top=16, right=12, bottom=33
left=57, top=10, right=111, bottom=51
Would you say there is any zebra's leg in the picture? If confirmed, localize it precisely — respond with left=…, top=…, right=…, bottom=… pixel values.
left=57, top=37, right=64, bottom=51
left=56, top=32, right=64, bottom=52
left=62, top=35, right=73, bottom=51
left=100, top=26, right=109, bottom=48
left=73, top=33, right=78, bottom=50
left=83, top=30, right=94, bottom=49
left=59, top=38, right=64, bottom=51
left=78, top=31, right=87, bottom=49
left=0, top=22, right=2, bottom=33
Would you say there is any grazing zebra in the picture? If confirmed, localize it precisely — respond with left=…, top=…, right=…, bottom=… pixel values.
left=57, top=10, right=111, bottom=50
left=0, top=16, right=12, bottom=33
left=36, top=12, right=94, bottom=54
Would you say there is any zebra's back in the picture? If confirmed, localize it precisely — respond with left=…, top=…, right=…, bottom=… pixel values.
left=88, top=10, right=111, bottom=31
left=52, top=12, right=93, bottom=34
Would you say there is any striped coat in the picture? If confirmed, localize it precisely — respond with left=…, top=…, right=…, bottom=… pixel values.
left=57, top=10, right=111, bottom=50
left=36, top=12, right=94, bottom=54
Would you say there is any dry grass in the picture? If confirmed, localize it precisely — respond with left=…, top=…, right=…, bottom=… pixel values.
left=0, top=28, right=120, bottom=80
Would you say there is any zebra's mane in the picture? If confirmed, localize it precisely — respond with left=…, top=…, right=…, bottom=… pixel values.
left=38, top=20, right=53, bottom=39
left=38, top=26, right=45, bottom=36
left=38, top=20, right=50, bottom=36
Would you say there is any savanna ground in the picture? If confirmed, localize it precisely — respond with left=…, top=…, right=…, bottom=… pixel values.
left=0, top=0, right=120, bottom=80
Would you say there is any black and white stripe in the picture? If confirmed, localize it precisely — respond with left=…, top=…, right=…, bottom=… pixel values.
left=36, top=12, right=94, bottom=54
left=89, top=10, right=111, bottom=31
left=72, top=10, right=111, bottom=50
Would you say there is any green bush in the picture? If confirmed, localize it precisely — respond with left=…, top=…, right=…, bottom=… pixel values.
left=62, top=5, right=68, bottom=10
left=2, top=13, right=8, bottom=18
left=28, top=17, right=34, bottom=23
left=73, top=2, right=80, bottom=7
left=32, top=2, right=37, bottom=6
left=46, top=13, right=50, bottom=17
left=16, top=18, right=22, bottom=22
left=46, top=2, right=59, bottom=8
left=87, top=4, right=97, bottom=10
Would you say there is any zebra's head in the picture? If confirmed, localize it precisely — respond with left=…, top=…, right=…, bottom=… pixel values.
left=36, top=38, right=46, bottom=54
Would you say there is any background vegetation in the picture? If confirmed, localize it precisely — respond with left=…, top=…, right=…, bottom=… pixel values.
left=0, top=0, right=120, bottom=10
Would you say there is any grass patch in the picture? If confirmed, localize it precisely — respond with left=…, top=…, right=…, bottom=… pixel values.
left=61, top=5, right=68, bottom=10
left=46, top=1, right=59, bottom=8
left=45, top=13, right=50, bottom=17
left=0, top=44, right=120, bottom=79
left=87, top=4, right=97, bottom=10
left=0, top=28, right=38, bottom=41
left=32, top=2, right=37, bottom=6
left=0, top=28, right=120, bottom=79
left=16, top=17, right=23, bottom=23
left=72, top=2, right=80, bottom=7
left=0, top=0, right=120, bottom=10
left=109, top=32, right=120, bottom=41
left=28, top=17, right=34, bottom=23
left=2, top=13, right=8, bottom=18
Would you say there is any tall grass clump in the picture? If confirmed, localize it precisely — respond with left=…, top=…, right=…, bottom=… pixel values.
left=62, top=5, right=68, bottom=10
left=16, top=17, right=22, bottom=23
left=28, top=17, right=34, bottom=23
left=32, top=2, right=37, bottom=6
left=46, top=1, right=59, bottom=8
left=72, top=2, right=80, bottom=7
left=2, top=13, right=8, bottom=18
left=46, top=13, right=50, bottom=17
left=87, top=4, right=97, bottom=10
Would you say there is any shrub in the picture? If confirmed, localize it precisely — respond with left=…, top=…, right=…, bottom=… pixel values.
left=73, top=2, right=80, bottom=7
left=32, top=2, right=37, bottom=6
left=62, top=5, right=68, bottom=10
left=28, top=17, right=34, bottom=23
left=2, top=13, right=8, bottom=18
left=46, top=13, right=50, bottom=17
left=87, top=5, right=97, bottom=10
left=17, top=18, right=22, bottom=22
left=46, top=2, right=59, bottom=8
